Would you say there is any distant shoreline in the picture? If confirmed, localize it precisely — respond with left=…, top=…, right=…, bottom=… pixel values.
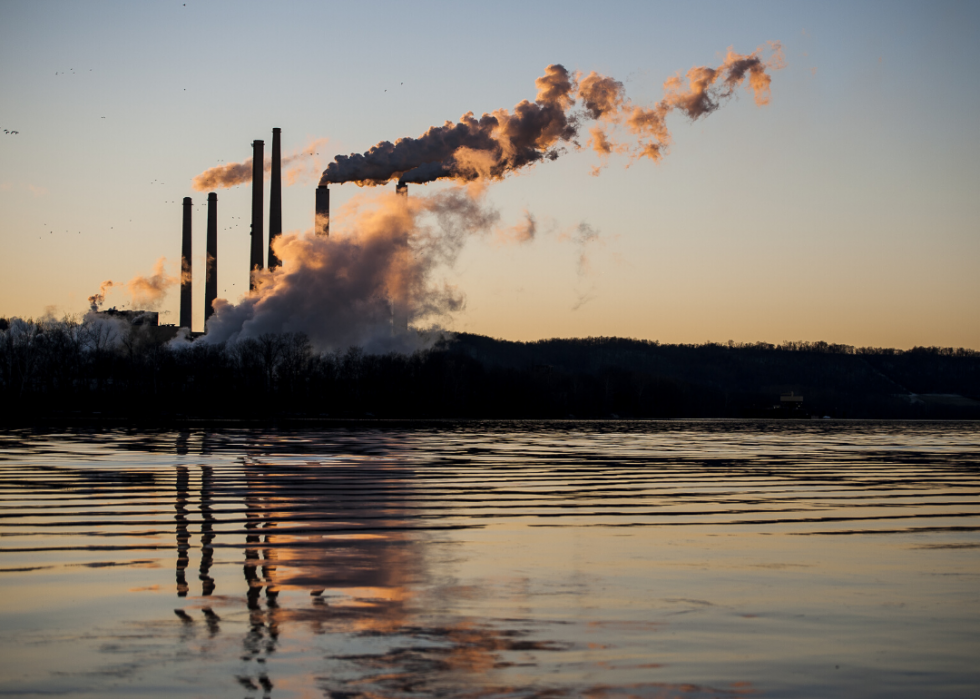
left=3, top=326, right=979, bottom=421
left=6, top=416, right=979, bottom=430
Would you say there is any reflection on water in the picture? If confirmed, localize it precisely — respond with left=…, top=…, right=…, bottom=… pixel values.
left=0, top=421, right=978, bottom=698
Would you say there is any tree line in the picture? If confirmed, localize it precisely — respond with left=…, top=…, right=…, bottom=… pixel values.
left=2, top=315, right=978, bottom=421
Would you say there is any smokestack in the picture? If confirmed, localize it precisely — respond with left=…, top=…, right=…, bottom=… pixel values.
left=268, top=128, right=282, bottom=268
left=180, top=197, right=192, bottom=329
left=250, top=139, right=264, bottom=290
left=315, top=184, right=329, bottom=236
left=392, top=183, right=408, bottom=335
left=205, top=192, right=217, bottom=325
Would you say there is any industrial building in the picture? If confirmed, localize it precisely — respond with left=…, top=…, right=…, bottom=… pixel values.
left=168, top=127, right=408, bottom=338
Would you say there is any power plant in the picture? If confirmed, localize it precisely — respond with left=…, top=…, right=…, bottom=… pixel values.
left=173, top=127, right=405, bottom=337
left=177, top=128, right=287, bottom=331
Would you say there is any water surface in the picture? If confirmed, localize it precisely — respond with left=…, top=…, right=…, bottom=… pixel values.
left=1, top=421, right=978, bottom=697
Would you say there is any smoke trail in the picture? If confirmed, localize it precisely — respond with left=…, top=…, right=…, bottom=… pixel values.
left=201, top=188, right=500, bottom=352
left=495, top=209, right=537, bottom=245
left=192, top=138, right=328, bottom=191
left=621, top=42, right=784, bottom=161
left=88, top=280, right=115, bottom=310
left=192, top=160, right=253, bottom=191
left=87, top=258, right=178, bottom=312
left=320, top=64, right=578, bottom=187
left=126, top=257, right=178, bottom=309
left=320, top=43, right=782, bottom=186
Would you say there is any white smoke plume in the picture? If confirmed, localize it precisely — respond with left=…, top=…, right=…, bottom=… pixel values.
left=201, top=187, right=501, bottom=353
left=192, top=138, right=329, bottom=191
left=320, top=43, right=783, bottom=186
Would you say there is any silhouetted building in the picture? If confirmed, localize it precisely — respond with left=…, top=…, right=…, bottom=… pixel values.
left=100, top=308, right=160, bottom=326
left=779, top=391, right=804, bottom=412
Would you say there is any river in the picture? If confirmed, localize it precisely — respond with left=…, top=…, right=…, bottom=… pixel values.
left=1, top=421, right=978, bottom=697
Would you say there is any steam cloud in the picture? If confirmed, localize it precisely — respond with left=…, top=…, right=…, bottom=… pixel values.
left=192, top=138, right=328, bottom=191
left=201, top=188, right=499, bottom=352
left=87, top=258, right=178, bottom=312
left=320, top=43, right=783, bottom=187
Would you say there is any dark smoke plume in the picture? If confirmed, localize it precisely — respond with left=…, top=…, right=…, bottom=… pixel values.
left=320, top=43, right=783, bottom=187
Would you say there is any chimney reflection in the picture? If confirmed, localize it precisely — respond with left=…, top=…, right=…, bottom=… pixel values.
left=174, top=466, right=189, bottom=597
left=244, top=479, right=262, bottom=610
left=199, top=465, right=215, bottom=596
left=165, top=436, right=573, bottom=698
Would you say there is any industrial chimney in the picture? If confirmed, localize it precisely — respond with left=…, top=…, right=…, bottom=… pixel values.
left=392, top=183, right=408, bottom=335
left=268, top=128, right=282, bottom=268
left=315, top=184, right=329, bottom=237
left=205, top=192, right=217, bottom=325
left=180, top=197, right=192, bottom=330
left=249, top=139, right=264, bottom=290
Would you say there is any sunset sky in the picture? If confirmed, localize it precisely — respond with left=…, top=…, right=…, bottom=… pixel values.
left=1, top=0, right=977, bottom=349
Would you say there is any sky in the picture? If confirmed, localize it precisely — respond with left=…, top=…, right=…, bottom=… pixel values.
left=1, top=0, right=978, bottom=349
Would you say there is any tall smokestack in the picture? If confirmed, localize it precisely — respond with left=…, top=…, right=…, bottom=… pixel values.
left=393, top=183, right=408, bottom=335
left=268, top=128, right=282, bottom=268
left=205, top=192, right=217, bottom=325
left=250, top=139, right=264, bottom=290
left=315, top=184, right=329, bottom=236
left=180, top=197, right=192, bottom=330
